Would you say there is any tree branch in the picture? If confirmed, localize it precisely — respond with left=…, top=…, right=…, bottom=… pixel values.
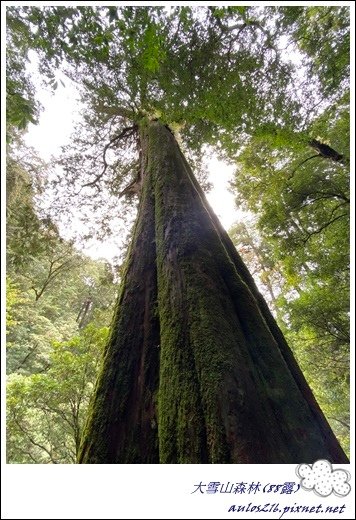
left=308, top=139, right=344, bottom=163
left=32, top=258, right=73, bottom=301
left=14, top=343, right=40, bottom=371
left=308, top=191, right=350, bottom=204
left=302, top=213, right=347, bottom=244
left=82, top=125, right=137, bottom=189
left=288, top=154, right=321, bottom=179
left=13, top=418, right=58, bottom=464
left=329, top=417, right=350, bottom=430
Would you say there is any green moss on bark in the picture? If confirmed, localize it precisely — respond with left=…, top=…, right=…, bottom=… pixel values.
left=78, top=119, right=348, bottom=464
left=78, top=166, right=160, bottom=463
left=180, top=148, right=348, bottom=463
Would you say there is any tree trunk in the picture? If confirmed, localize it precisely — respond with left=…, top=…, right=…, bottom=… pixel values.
left=78, top=120, right=348, bottom=464
left=308, top=139, right=344, bottom=162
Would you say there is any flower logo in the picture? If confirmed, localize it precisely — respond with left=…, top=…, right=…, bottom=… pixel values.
left=296, top=460, right=350, bottom=498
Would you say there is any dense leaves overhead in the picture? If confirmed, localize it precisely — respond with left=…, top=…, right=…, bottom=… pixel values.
left=276, top=6, right=350, bottom=98
left=7, top=6, right=349, bottom=136
left=6, top=6, right=350, bottom=220
left=7, top=7, right=302, bottom=140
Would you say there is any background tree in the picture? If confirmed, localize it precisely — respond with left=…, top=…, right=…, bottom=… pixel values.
left=7, top=324, right=108, bottom=464
left=231, top=91, right=350, bottom=454
left=229, top=220, right=285, bottom=309
left=6, top=140, right=118, bottom=374
left=6, top=140, right=119, bottom=463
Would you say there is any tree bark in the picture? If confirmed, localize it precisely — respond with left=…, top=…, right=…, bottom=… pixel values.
left=78, top=120, right=348, bottom=463
left=308, top=139, right=344, bottom=162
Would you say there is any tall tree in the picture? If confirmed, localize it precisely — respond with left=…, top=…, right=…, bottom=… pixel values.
left=6, top=6, right=349, bottom=463
left=78, top=119, right=347, bottom=463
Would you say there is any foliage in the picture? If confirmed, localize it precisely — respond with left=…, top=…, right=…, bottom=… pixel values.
left=6, top=10, right=39, bottom=137
left=276, top=6, right=350, bottom=99
left=6, top=253, right=116, bottom=375
left=6, top=277, right=23, bottom=332
left=6, top=5, right=305, bottom=236
left=231, top=92, right=350, bottom=454
left=6, top=144, right=118, bottom=465
left=7, top=324, right=108, bottom=463
left=6, top=6, right=349, bottom=238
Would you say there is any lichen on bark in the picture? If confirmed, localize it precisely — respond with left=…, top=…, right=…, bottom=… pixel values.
left=78, top=119, right=348, bottom=464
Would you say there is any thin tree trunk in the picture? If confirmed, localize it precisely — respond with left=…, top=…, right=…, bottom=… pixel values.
left=78, top=120, right=348, bottom=464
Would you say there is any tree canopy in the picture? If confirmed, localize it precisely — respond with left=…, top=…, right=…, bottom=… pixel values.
left=6, top=6, right=349, bottom=224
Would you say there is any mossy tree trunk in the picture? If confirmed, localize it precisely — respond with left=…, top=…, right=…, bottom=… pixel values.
left=78, top=119, right=348, bottom=464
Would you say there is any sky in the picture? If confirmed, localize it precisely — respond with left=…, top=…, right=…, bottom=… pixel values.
left=23, top=73, right=241, bottom=263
